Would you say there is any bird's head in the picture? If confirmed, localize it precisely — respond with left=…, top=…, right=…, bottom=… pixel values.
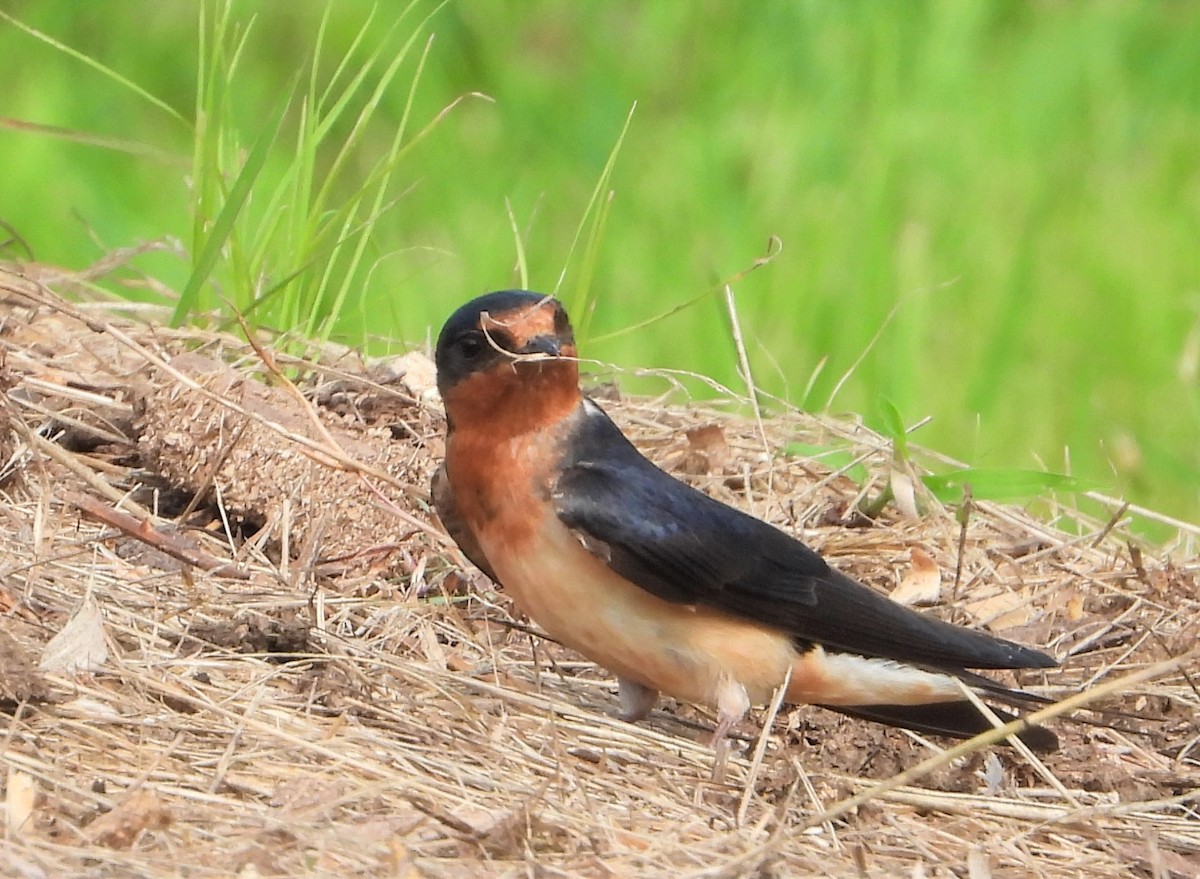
left=435, top=291, right=580, bottom=435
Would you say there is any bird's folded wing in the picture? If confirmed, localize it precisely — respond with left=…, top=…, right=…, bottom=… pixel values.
left=432, top=463, right=499, bottom=582
left=553, top=403, right=1055, bottom=673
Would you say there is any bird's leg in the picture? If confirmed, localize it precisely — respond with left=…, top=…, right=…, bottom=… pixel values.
left=617, top=678, right=659, bottom=722
left=710, top=675, right=751, bottom=782
left=710, top=674, right=751, bottom=746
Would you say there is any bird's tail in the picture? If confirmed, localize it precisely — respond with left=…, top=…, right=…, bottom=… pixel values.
left=818, top=700, right=1059, bottom=752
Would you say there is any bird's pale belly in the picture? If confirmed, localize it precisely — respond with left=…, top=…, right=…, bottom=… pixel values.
left=478, top=510, right=798, bottom=709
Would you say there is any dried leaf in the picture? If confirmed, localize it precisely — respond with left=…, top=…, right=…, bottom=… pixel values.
left=891, top=547, right=942, bottom=606
left=686, top=424, right=730, bottom=470
left=5, top=768, right=38, bottom=835
left=966, top=591, right=1034, bottom=630
left=978, top=752, right=1005, bottom=796
left=59, top=697, right=124, bottom=722
left=39, top=597, right=109, bottom=674
left=86, top=789, right=170, bottom=849
left=395, top=351, right=438, bottom=400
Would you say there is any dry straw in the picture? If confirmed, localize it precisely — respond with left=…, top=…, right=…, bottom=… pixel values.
left=0, top=268, right=1196, bottom=877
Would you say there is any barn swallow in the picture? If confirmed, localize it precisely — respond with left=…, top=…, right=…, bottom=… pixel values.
left=432, top=291, right=1058, bottom=752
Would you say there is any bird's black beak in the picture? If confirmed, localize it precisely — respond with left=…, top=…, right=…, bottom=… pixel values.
left=518, top=335, right=562, bottom=358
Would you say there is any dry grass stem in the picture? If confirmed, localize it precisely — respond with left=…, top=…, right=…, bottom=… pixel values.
left=0, top=267, right=1196, bottom=877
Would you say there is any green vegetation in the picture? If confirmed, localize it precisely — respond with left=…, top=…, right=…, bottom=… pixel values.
left=2, top=2, right=1198, bottom=530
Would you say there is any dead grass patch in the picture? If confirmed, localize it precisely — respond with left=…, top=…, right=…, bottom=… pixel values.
left=0, top=267, right=1197, bottom=877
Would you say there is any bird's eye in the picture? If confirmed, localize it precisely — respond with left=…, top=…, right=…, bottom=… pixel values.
left=458, top=334, right=484, bottom=359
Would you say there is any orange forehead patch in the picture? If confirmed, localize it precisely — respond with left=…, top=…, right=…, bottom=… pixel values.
left=479, top=299, right=563, bottom=348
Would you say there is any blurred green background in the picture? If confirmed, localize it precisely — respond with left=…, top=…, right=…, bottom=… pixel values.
left=2, top=2, right=1198, bottom=529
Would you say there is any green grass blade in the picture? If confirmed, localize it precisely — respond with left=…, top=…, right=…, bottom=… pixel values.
left=505, top=197, right=530, bottom=289
left=922, top=468, right=1085, bottom=504
left=783, top=443, right=871, bottom=485
left=588, top=237, right=783, bottom=344
left=172, top=84, right=293, bottom=326
left=877, top=397, right=910, bottom=460
left=0, top=9, right=188, bottom=127
left=0, top=117, right=181, bottom=163
left=555, top=101, right=636, bottom=319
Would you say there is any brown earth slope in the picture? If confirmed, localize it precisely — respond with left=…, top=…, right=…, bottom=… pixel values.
left=1, top=269, right=1197, bottom=878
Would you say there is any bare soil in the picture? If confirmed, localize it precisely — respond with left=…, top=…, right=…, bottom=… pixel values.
left=1, top=269, right=1197, bottom=877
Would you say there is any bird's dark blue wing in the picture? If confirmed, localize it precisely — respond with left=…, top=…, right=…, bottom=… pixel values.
left=552, top=400, right=1055, bottom=673
left=432, top=464, right=499, bottom=582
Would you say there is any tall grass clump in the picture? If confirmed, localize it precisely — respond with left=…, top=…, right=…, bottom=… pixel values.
left=180, top=0, right=474, bottom=341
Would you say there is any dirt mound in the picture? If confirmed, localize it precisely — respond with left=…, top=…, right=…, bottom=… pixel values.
left=1, top=269, right=1197, bottom=877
